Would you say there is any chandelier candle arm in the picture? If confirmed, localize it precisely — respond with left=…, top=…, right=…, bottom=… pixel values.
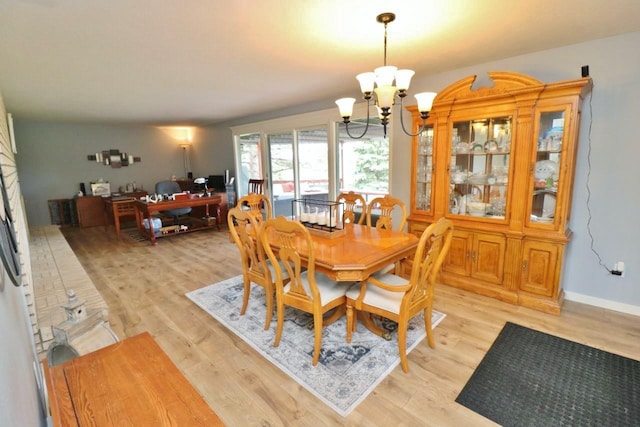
left=335, top=12, right=437, bottom=139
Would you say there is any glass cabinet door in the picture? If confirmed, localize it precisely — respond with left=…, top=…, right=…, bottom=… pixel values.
left=448, top=116, right=512, bottom=218
left=530, top=110, right=564, bottom=225
left=415, top=126, right=434, bottom=212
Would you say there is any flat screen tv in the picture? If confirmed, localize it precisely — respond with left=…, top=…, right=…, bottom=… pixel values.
left=208, top=175, right=226, bottom=192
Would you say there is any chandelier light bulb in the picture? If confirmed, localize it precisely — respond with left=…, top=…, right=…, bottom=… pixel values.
left=395, top=69, right=415, bottom=92
left=415, top=92, right=437, bottom=113
left=374, top=66, right=398, bottom=87
left=335, top=98, right=356, bottom=118
left=374, top=86, right=397, bottom=109
left=356, top=72, right=376, bottom=95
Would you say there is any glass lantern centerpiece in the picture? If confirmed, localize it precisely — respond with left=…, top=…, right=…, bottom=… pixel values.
left=292, top=198, right=345, bottom=238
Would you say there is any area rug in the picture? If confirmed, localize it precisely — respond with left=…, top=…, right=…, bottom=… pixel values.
left=456, top=322, right=640, bottom=427
left=186, top=275, right=446, bottom=417
left=123, top=228, right=147, bottom=242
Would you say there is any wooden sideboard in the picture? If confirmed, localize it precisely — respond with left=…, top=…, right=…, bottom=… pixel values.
left=43, top=332, right=225, bottom=426
left=74, top=192, right=148, bottom=228
left=76, top=196, right=106, bottom=227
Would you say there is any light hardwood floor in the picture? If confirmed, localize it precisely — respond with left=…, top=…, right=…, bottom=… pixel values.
left=60, top=225, right=640, bottom=427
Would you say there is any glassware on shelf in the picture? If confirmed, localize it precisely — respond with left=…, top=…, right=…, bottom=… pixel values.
left=451, top=167, right=467, bottom=184
left=490, top=196, right=506, bottom=216
left=414, top=125, right=434, bottom=214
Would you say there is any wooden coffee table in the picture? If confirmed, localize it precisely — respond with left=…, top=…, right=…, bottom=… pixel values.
left=43, top=332, right=224, bottom=426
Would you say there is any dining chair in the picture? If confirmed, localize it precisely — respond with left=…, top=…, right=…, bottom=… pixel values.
left=336, top=191, right=367, bottom=225
left=227, top=207, right=287, bottom=330
left=259, top=216, right=348, bottom=366
left=236, top=193, right=272, bottom=223
left=248, top=179, right=265, bottom=194
left=366, top=194, right=408, bottom=274
left=366, top=194, right=407, bottom=232
left=345, top=217, right=453, bottom=373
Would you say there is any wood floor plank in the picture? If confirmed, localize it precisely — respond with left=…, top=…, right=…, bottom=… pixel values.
left=59, top=225, right=640, bottom=426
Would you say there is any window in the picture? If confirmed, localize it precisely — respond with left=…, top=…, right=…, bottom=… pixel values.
left=231, top=106, right=390, bottom=215
left=337, top=119, right=388, bottom=203
left=237, top=133, right=261, bottom=199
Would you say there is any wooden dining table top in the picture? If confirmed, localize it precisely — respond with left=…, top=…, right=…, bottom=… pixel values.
left=263, top=223, right=418, bottom=281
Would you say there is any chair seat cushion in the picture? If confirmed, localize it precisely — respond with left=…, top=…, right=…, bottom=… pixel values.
left=283, top=270, right=346, bottom=304
left=265, top=259, right=289, bottom=281
left=346, top=273, right=409, bottom=314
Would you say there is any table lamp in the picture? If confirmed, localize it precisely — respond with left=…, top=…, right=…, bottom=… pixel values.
left=194, top=177, right=209, bottom=196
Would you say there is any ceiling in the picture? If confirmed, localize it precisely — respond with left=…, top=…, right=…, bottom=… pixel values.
left=1, top=0, right=639, bottom=126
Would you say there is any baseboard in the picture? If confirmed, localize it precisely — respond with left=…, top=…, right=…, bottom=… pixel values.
left=564, top=291, right=640, bottom=317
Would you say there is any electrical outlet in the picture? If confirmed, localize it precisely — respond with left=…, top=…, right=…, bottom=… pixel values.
left=612, top=261, right=625, bottom=277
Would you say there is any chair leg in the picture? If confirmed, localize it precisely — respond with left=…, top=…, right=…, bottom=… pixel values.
left=240, top=276, right=250, bottom=316
left=274, top=300, right=285, bottom=348
left=263, top=286, right=274, bottom=330
left=346, top=303, right=354, bottom=343
left=312, top=311, right=323, bottom=366
left=398, top=319, right=409, bottom=373
left=424, top=307, right=435, bottom=349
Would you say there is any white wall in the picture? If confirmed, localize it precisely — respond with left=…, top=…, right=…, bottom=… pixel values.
left=391, top=32, right=640, bottom=313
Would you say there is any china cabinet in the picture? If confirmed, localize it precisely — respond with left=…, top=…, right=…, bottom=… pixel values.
left=407, top=72, right=591, bottom=314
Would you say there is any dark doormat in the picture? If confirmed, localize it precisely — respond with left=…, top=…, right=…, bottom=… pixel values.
left=456, top=322, right=639, bottom=427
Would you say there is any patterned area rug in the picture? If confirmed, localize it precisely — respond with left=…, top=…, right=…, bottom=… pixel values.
left=186, top=275, right=446, bottom=417
left=456, top=322, right=640, bottom=427
left=123, top=228, right=147, bottom=242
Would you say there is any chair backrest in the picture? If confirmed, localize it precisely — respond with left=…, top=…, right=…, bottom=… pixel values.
left=155, top=180, right=182, bottom=195
left=227, top=207, right=271, bottom=280
left=337, top=191, right=367, bottom=225
left=154, top=180, right=191, bottom=217
left=407, top=218, right=454, bottom=303
left=236, top=193, right=272, bottom=222
left=366, top=194, right=407, bottom=231
left=248, top=179, right=265, bottom=194
left=259, top=216, right=320, bottom=306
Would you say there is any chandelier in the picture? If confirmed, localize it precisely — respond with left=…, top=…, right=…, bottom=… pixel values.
left=335, top=12, right=437, bottom=139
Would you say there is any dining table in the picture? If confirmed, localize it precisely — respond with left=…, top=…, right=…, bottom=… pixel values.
left=262, top=222, right=419, bottom=282
left=261, top=221, right=419, bottom=328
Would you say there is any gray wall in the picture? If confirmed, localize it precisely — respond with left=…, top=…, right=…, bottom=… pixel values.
left=14, top=122, right=234, bottom=227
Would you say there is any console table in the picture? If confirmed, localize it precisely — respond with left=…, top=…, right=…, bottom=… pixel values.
left=134, top=194, right=222, bottom=245
left=43, top=332, right=224, bottom=426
